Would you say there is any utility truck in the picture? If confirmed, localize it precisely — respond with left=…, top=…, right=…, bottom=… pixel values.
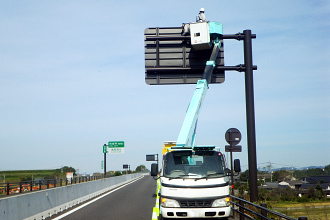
left=149, top=15, right=241, bottom=219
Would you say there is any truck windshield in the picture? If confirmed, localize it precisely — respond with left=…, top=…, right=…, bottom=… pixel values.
left=163, top=151, right=226, bottom=179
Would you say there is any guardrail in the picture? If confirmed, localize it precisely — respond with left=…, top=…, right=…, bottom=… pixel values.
left=0, top=174, right=116, bottom=196
left=230, top=195, right=307, bottom=220
left=0, top=173, right=143, bottom=220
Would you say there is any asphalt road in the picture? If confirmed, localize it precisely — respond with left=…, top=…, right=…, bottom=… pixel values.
left=50, top=175, right=157, bottom=220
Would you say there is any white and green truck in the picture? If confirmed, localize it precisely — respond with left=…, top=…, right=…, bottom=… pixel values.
left=150, top=20, right=241, bottom=219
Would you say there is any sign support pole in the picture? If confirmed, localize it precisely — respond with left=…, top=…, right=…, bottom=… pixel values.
left=104, top=152, right=106, bottom=177
left=103, top=144, right=107, bottom=177
left=243, top=29, right=258, bottom=202
left=230, top=147, right=234, bottom=196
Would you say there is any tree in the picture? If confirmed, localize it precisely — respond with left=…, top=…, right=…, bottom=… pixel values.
left=315, top=184, right=325, bottom=200
left=273, top=170, right=291, bottom=182
left=281, top=187, right=296, bottom=202
left=306, top=186, right=316, bottom=200
left=135, top=165, right=148, bottom=172
left=239, top=170, right=249, bottom=182
left=324, top=164, right=330, bottom=174
left=115, top=171, right=122, bottom=176
left=54, top=166, right=76, bottom=178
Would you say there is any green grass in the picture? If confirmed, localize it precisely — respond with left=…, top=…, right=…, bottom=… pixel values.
left=0, top=169, right=59, bottom=183
left=272, top=201, right=330, bottom=220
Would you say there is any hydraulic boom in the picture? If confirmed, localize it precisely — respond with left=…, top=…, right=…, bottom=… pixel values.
left=176, top=41, right=221, bottom=148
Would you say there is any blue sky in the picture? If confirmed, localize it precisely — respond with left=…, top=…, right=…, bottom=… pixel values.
left=0, top=1, right=329, bottom=175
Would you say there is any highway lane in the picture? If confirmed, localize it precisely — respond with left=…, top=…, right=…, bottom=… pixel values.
left=51, top=175, right=156, bottom=220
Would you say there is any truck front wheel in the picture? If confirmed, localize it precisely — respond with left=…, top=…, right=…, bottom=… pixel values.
left=158, top=214, right=167, bottom=220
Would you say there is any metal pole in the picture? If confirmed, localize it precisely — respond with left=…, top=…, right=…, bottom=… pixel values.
left=230, top=149, right=234, bottom=196
left=6, top=183, right=10, bottom=195
left=239, top=196, right=244, bottom=220
left=157, top=154, right=159, bottom=173
left=229, top=132, right=234, bottom=196
left=243, top=29, right=258, bottom=202
left=260, top=203, right=268, bottom=220
left=104, top=152, right=106, bottom=177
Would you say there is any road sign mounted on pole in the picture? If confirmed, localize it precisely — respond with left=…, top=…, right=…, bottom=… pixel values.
left=225, top=145, right=242, bottom=152
left=144, top=27, right=225, bottom=85
left=108, top=141, right=125, bottom=154
left=146, top=155, right=157, bottom=161
left=103, top=144, right=108, bottom=153
left=225, top=128, right=241, bottom=146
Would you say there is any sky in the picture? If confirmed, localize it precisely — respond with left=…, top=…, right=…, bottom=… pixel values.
left=0, top=1, right=329, bottom=175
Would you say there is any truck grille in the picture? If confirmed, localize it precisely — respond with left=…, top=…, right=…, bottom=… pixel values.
left=179, top=200, right=213, bottom=208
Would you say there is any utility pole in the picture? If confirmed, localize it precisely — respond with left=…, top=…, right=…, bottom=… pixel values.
left=267, top=162, right=272, bottom=182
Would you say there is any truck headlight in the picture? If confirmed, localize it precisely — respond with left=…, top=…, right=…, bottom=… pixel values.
left=211, top=197, right=230, bottom=207
left=161, top=198, right=180, bottom=208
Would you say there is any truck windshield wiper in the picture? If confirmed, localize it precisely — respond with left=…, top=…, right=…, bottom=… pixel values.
left=207, top=172, right=224, bottom=177
left=168, top=174, right=198, bottom=180
left=194, top=172, right=224, bottom=181
left=180, top=174, right=198, bottom=177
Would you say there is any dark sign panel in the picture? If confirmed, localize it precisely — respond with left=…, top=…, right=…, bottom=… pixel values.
left=225, top=145, right=242, bottom=152
left=145, top=27, right=224, bottom=85
left=123, top=164, right=129, bottom=169
left=146, top=155, right=156, bottom=161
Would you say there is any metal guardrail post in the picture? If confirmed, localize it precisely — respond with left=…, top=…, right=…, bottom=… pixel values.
left=6, top=183, right=10, bottom=195
left=239, top=197, right=244, bottom=220
left=260, top=203, right=267, bottom=219
left=19, top=182, right=22, bottom=193
left=30, top=181, right=33, bottom=191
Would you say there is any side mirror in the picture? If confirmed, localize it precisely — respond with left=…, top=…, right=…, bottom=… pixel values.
left=234, top=159, right=241, bottom=173
left=150, top=163, right=158, bottom=176
left=225, top=168, right=231, bottom=176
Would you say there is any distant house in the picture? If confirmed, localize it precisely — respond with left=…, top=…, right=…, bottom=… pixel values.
left=299, top=183, right=330, bottom=197
left=301, top=176, right=330, bottom=184
left=271, top=180, right=306, bottom=190
left=300, top=183, right=329, bottom=190
left=259, top=176, right=330, bottom=198
left=260, top=182, right=279, bottom=190
left=300, top=176, right=330, bottom=197
left=278, top=181, right=290, bottom=189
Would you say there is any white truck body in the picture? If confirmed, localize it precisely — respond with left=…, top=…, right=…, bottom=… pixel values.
left=158, top=149, right=231, bottom=219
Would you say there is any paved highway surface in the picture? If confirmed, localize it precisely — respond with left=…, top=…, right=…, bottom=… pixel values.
left=50, top=175, right=156, bottom=220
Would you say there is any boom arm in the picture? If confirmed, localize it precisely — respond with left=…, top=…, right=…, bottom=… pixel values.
left=176, top=42, right=220, bottom=148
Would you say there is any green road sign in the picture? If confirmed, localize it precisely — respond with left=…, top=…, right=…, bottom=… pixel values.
left=108, top=141, right=125, bottom=148
left=101, top=160, right=104, bottom=169
left=103, top=145, right=108, bottom=153
left=108, top=141, right=125, bottom=154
